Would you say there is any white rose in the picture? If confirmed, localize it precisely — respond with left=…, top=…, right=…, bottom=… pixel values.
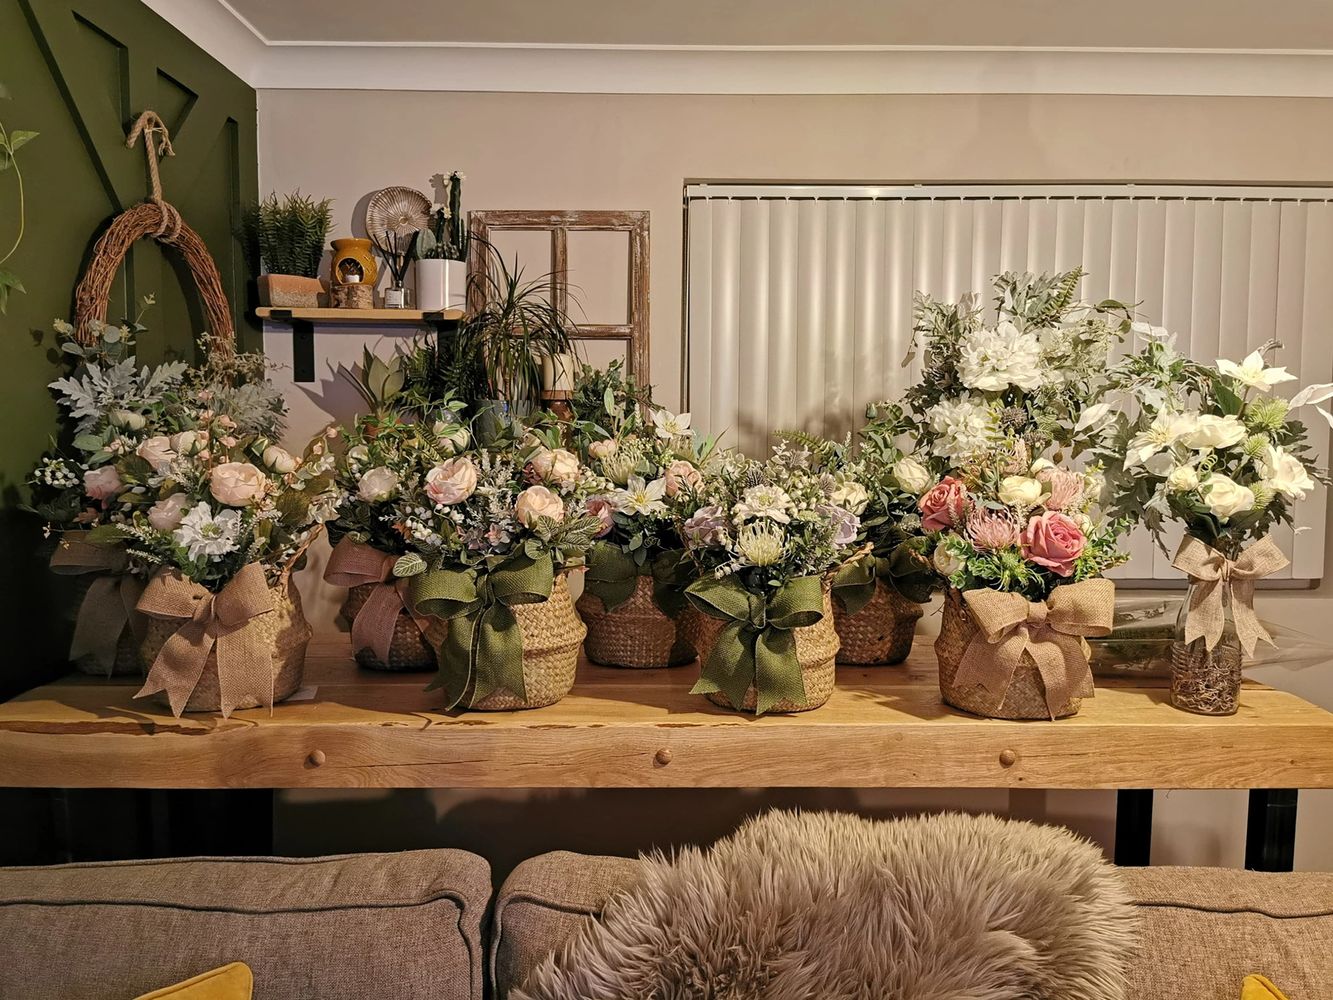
left=347, top=444, right=370, bottom=466
left=998, top=475, right=1044, bottom=507
left=1258, top=445, right=1315, bottom=500
left=1202, top=474, right=1256, bottom=522
left=169, top=430, right=201, bottom=455
left=588, top=439, right=618, bottom=461
left=1179, top=414, right=1246, bottom=451
left=433, top=421, right=471, bottom=454
left=933, top=544, right=966, bottom=577
left=111, top=409, right=148, bottom=431
left=1029, top=458, right=1056, bottom=475
left=135, top=435, right=176, bottom=473
left=891, top=457, right=934, bottom=496
left=830, top=479, right=870, bottom=515
left=357, top=467, right=400, bottom=502
left=529, top=447, right=580, bottom=486
left=1166, top=465, right=1201, bottom=493
left=147, top=492, right=191, bottom=531
left=262, top=445, right=300, bottom=474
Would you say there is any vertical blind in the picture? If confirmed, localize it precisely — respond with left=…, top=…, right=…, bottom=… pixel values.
left=683, top=184, right=1333, bottom=581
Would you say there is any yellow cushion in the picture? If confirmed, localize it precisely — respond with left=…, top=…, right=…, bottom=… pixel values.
left=133, top=962, right=253, bottom=1000
left=1242, top=975, right=1289, bottom=1000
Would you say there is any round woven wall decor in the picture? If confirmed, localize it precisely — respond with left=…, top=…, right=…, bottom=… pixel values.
left=72, top=111, right=234, bottom=352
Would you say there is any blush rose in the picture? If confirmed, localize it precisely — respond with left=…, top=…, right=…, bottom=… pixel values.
left=1020, top=510, right=1086, bottom=577
left=918, top=476, right=970, bottom=532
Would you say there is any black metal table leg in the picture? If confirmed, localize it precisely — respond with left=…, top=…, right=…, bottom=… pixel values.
left=1114, top=789, right=1154, bottom=866
left=1245, top=789, right=1298, bottom=872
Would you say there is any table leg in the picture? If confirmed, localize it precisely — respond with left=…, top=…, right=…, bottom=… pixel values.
left=292, top=319, right=315, bottom=383
left=1245, top=789, right=1298, bottom=872
left=1114, top=789, right=1153, bottom=866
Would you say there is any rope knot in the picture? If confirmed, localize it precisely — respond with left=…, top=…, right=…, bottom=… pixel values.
left=126, top=110, right=181, bottom=240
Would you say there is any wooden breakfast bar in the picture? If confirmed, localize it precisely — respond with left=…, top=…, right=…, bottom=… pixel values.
left=2, top=638, right=1332, bottom=869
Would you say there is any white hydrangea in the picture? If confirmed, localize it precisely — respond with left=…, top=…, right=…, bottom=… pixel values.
left=926, top=396, right=997, bottom=462
left=957, top=321, right=1045, bottom=393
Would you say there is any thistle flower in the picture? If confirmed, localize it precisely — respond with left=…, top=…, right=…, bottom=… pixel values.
left=1241, top=434, right=1271, bottom=460
left=1249, top=483, right=1276, bottom=512
left=1246, top=397, right=1291, bottom=434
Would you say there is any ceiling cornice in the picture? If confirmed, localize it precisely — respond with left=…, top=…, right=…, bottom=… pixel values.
left=143, top=0, right=1333, bottom=98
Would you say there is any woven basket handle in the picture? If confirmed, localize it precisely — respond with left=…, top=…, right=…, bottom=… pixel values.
left=72, top=110, right=235, bottom=354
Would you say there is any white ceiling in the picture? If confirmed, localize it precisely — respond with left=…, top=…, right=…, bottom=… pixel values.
left=222, top=0, right=1333, bottom=51
left=143, top=0, right=1333, bottom=96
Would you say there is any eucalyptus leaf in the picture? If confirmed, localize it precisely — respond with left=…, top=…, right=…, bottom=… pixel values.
left=8, top=130, right=37, bottom=152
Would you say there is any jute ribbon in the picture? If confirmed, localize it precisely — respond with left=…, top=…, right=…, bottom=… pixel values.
left=49, top=534, right=144, bottom=675
left=410, top=553, right=554, bottom=709
left=832, top=546, right=934, bottom=616
left=583, top=541, right=691, bottom=618
left=135, top=564, right=276, bottom=718
left=686, top=575, right=825, bottom=715
left=324, top=537, right=431, bottom=664
left=953, top=578, right=1114, bottom=719
left=1171, top=535, right=1288, bottom=656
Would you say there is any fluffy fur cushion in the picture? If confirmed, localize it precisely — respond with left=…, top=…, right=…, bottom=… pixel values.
left=517, top=810, right=1137, bottom=1000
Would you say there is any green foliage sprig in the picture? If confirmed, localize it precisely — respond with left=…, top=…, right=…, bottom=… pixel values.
left=243, top=192, right=333, bottom=278
left=0, top=81, right=38, bottom=313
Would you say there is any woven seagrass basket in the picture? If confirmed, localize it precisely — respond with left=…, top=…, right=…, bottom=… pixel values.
left=66, top=572, right=144, bottom=677
left=139, top=578, right=311, bottom=714
left=682, top=584, right=839, bottom=714
left=465, top=574, right=586, bottom=711
left=935, top=588, right=1085, bottom=720
left=341, top=583, right=446, bottom=672
left=833, top=580, right=923, bottom=665
left=576, top=575, right=694, bottom=669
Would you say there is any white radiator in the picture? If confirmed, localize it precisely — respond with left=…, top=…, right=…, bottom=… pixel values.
left=683, top=183, right=1333, bottom=581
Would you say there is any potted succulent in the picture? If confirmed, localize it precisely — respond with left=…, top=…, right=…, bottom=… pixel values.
left=415, top=170, right=468, bottom=312
left=676, top=443, right=863, bottom=715
left=1099, top=333, right=1326, bottom=715
left=925, top=441, right=1127, bottom=719
left=568, top=363, right=718, bottom=668
left=244, top=191, right=333, bottom=308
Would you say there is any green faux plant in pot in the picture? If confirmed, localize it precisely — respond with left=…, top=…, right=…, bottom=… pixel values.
left=561, top=360, right=721, bottom=669
left=675, top=443, right=865, bottom=715
left=244, top=191, right=333, bottom=308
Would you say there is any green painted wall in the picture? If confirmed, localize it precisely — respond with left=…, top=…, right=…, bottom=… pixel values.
left=0, top=0, right=258, bottom=699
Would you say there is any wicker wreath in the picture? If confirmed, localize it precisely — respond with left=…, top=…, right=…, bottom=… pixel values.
left=72, top=111, right=234, bottom=351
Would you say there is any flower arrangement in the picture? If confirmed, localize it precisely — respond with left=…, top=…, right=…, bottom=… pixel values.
left=905, top=269, right=1132, bottom=465
left=1097, top=332, right=1327, bottom=714
left=676, top=442, right=863, bottom=713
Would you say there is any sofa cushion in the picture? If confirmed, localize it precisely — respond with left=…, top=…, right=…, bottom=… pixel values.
left=0, top=850, right=489, bottom=1000
left=493, top=855, right=1333, bottom=1000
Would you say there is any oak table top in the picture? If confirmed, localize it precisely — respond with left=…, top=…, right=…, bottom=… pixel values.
left=1, top=638, right=1331, bottom=790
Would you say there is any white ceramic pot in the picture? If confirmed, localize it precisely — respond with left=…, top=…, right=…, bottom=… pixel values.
left=416, top=259, right=449, bottom=312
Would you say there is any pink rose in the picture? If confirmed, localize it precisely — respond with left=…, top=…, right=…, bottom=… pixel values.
left=918, top=476, right=970, bottom=532
left=425, top=457, right=479, bottom=506
left=209, top=462, right=266, bottom=506
left=663, top=460, right=702, bottom=497
left=147, top=492, right=191, bottom=531
left=515, top=485, right=565, bottom=528
left=585, top=497, right=616, bottom=537
left=588, top=439, right=618, bottom=461
left=135, top=435, right=176, bottom=473
left=1021, top=510, right=1086, bottom=577
left=83, top=466, right=123, bottom=502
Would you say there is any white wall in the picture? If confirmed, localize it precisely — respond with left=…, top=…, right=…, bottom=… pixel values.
left=259, top=88, right=1333, bottom=876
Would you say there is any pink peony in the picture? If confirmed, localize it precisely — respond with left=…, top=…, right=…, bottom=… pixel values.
left=1021, top=510, right=1086, bottom=577
left=209, top=462, right=266, bottom=506
left=1038, top=467, right=1086, bottom=512
left=918, top=476, right=970, bottom=532
left=515, top=485, right=565, bottom=527
left=83, top=465, right=123, bottom=502
left=425, top=457, right=479, bottom=506
left=663, top=460, right=702, bottom=497
left=966, top=509, right=1021, bottom=550
left=585, top=497, right=616, bottom=537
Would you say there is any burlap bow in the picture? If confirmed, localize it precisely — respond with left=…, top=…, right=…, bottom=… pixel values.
left=1171, top=535, right=1289, bottom=656
left=49, top=533, right=145, bottom=674
left=686, top=575, right=826, bottom=715
left=832, top=545, right=934, bottom=616
left=325, top=537, right=431, bottom=664
left=583, top=541, right=692, bottom=618
left=953, top=579, right=1114, bottom=719
left=135, top=564, right=276, bottom=718
left=410, top=553, right=554, bottom=709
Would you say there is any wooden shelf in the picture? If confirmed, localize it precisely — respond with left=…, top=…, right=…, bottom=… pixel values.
left=2, top=638, right=1332, bottom=790
left=256, top=307, right=464, bottom=324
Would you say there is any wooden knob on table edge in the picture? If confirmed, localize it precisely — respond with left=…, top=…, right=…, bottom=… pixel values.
left=998, top=749, right=1018, bottom=768
left=654, top=748, right=673, bottom=767
left=306, top=749, right=327, bottom=768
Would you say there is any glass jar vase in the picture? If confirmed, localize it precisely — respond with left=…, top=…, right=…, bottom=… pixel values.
left=1171, top=579, right=1243, bottom=715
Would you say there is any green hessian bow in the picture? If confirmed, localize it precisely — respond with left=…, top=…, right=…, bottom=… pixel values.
left=410, top=553, right=554, bottom=709
left=583, top=542, right=691, bottom=618
left=831, top=545, right=934, bottom=616
left=686, top=575, right=825, bottom=715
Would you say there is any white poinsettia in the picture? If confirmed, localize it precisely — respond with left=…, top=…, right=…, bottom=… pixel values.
left=1258, top=445, right=1316, bottom=500
left=652, top=409, right=692, bottom=440
left=172, top=503, right=243, bottom=561
left=926, top=395, right=997, bottom=462
left=733, top=483, right=795, bottom=524
left=957, top=321, right=1045, bottom=393
left=1217, top=350, right=1297, bottom=392
left=1124, top=410, right=1197, bottom=468
left=610, top=475, right=668, bottom=516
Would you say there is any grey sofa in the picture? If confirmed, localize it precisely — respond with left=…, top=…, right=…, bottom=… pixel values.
left=2, top=848, right=1331, bottom=999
